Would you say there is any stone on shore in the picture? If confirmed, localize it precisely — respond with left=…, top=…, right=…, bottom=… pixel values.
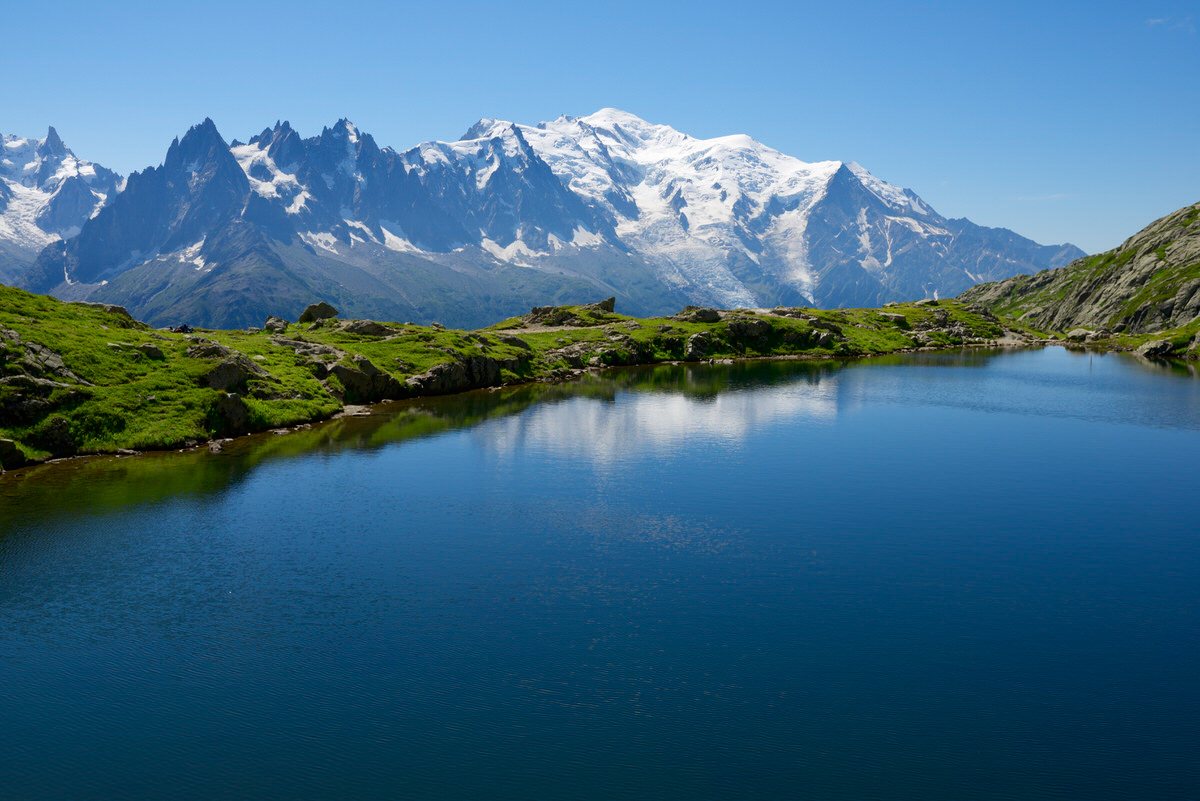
left=1136, top=339, right=1175, bottom=358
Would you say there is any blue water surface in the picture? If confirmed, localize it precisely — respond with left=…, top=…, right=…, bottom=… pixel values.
left=1, top=348, right=1198, bottom=800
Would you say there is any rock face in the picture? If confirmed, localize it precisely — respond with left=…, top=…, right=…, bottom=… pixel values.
left=329, top=356, right=403, bottom=403
left=406, top=355, right=504, bottom=395
left=961, top=201, right=1200, bottom=334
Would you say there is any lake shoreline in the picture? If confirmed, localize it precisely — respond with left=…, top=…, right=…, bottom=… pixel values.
left=2, top=287, right=1186, bottom=474
left=0, top=340, right=1062, bottom=475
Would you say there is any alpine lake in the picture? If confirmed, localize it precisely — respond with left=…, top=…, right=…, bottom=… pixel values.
left=2, top=346, right=1198, bottom=800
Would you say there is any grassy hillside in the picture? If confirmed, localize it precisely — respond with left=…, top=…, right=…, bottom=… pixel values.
left=0, top=286, right=1023, bottom=467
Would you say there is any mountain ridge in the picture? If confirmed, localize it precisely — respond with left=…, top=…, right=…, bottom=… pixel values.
left=960, top=200, right=1200, bottom=335
left=6, top=110, right=1085, bottom=328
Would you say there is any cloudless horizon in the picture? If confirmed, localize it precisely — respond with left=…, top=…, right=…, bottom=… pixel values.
left=3, top=0, right=1197, bottom=254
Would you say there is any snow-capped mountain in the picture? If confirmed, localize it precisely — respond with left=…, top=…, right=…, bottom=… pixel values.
left=17, top=111, right=1084, bottom=329
left=0, top=128, right=121, bottom=283
left=498, top=109, right=1083, bottom=308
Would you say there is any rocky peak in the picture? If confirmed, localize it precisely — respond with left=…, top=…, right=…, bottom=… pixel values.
left=36, top=126, right=67, bottom=159
left=165, top=118, right=235, bottom=176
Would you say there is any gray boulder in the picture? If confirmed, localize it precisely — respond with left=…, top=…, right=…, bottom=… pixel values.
left=684, top=331, right=715, bottom=360
left=185, top=339, right=233, bottom=359
left=264, top=316, right=289, bottom=333
left=341, top=320, right=397, bottom=337
left=203, top=356, right=267, bottom=391
left=1136, top=339, right=1175, bottom=358
left=298, top=302, right=339, bottom=323
left=137, top=343, right=165, bottom=360
left=677, top=306, right=722, bottom=323
left=497, top=335, right=531, bottom=350
left=329, top=355, right=404, bottom=403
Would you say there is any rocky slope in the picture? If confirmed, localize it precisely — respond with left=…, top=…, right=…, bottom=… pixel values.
left=960, top=201, right=1200, bottom=334
left=0, top=284, right=1020, bottom=469
left=14, top=112, right=1082, bottom=329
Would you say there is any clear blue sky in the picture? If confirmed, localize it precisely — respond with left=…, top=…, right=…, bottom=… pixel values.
left=3, top=0, right=1196, bottom=253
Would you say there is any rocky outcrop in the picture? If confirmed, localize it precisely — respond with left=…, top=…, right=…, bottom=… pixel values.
left=26, top=415, right=75, bottom=457
left=330, top=356, right=404, bottom=403
left=203, top=357, right=267, bottom=391
left=70, top=301, right=137, bottom=325
left=1, top=327, right=89, bottom=385
left=497, top=334, right=531, bottom=350
left=406, top=355, right=505, bottom=395
left=0, top=375, right=87, bottom=426
left=516, top=299, right=620, bottom=329
left=583, top=297, right=616, bottom=313
left=725, top=316, right=772, bottom=347
left=185, top=337, right=269, bottom=391
left=961, top=201, right=1200, bottom=334
left=208, top=392, right=250, bottom=434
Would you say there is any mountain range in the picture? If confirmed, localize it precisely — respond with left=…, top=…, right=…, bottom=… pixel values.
left=2, top=110, right=1085, bottom=329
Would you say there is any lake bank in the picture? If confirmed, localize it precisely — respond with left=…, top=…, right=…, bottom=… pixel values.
left=0, top=290, right=1024, bottom=469
left=4, top=284, right=1195, bottom=472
